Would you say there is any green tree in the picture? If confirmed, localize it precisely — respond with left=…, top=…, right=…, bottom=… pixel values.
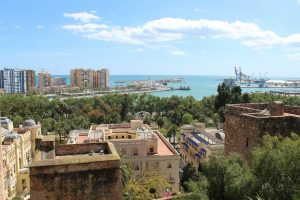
left=214, top=83, right=232, bottom=122
left=201, top=153, right=255, bottom=200
left=12, top=115, right=23, bottom=128
left=120, top=159, right=133, bottom=189
left=230, top=86, right=242, bottom=104
left=123, top=170, right=170, bottom=200
left=182, top=113, right=193, bottom=124
left=252, top=134, right=300, bottom=200
left=180, top=163, right=201, bottom=192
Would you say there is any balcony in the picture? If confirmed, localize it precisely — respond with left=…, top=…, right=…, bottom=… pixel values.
left=182, top=142, right=189, bottom=150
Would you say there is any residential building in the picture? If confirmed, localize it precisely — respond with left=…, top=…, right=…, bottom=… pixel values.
left=70, top=68, right=110, bottom=89
left=38, top=70, right=52, bottom=90
left=0, top=70, right=3, bottom=89
left=70, top=68, right=93, bottom=89
left=1, top=118, right=42, bottom=199
left=0, top=117, right=14, bottom=131
left=94, top=69, right=109, bottom=89
left=25, top=70, right=36, bottom=91
left=29, top=139, right=121, bottom=200
left=180, top=123, right=224, bottom=169
left=68, top=120, right=180, bottom=194
left=225, top=101, right=300, bottom=161
left=0, top=68, right=27, bottom=93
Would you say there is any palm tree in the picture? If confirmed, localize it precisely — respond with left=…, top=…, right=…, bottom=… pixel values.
left=120, top=158, right=133, bottom=188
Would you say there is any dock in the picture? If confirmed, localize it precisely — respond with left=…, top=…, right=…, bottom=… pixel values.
left=269, top=90, right=300, bottom=96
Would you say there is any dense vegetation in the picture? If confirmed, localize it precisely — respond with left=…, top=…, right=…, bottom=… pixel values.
left=179, top=134, right=300, bottom=200
left=0, top=93, right=217, bottom=142
left=2, top=85, right=300, bottom=142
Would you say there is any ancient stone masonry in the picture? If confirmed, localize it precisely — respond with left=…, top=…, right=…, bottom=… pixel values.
left=225, top=101, right=300, bottom=161
left=29, top=142, right=121, bottom=200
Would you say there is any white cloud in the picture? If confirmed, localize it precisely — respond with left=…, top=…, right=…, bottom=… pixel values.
left=62, top=23, right=109, bottom=33
left=169, top=50, right=187, bottom=56
left=63, top=12, right=99, bottom=23
left=63, top=16, right=300, bottom=57
left=15, top=25, right=21, bottom=29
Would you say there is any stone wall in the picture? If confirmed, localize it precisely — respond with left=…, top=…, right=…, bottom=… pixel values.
left=225, top=102, right=300, bottom=162
left=30, top=142, right=121, bottom=200
left=55, top=143, right=109, bottom=156
left=30, top=159, right=121, bottom=200
left=283, top=105, right=300, bottom=115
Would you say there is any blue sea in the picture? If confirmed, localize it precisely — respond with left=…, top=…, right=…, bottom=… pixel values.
left=52, top=75, right=300, bottom=100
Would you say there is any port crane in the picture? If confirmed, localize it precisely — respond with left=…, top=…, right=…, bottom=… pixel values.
left=234, top=66, right=251, bottom=85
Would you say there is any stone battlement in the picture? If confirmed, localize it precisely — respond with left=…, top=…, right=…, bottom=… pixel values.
left=225, top=101, right=300, bottom=162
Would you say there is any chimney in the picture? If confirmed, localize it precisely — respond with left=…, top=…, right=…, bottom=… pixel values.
left=268, top=101, right=284, bottom=116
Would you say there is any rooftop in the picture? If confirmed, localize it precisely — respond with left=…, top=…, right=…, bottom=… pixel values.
left=155, top=131, right=178, bottom=156
left=30, top=142, right=120, bottom=167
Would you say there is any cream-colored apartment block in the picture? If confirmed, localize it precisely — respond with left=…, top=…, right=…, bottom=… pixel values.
left=180, top=123, right=224, bottom=170
left=1, top=118, right=41, bottom=199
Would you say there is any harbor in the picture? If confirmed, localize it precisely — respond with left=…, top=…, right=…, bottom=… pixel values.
left=225, top=67, right=300, bottom=89
left=58, top=77, right=191, bottom=99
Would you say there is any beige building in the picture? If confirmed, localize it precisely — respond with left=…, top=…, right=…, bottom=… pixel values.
left=68, top=120, right=180, bottom=194
left=94, top=69, right=109, bottom=89
left=180, top=123, right=224, bottom=170
left=25, top=70, right=36, bottom=92
left=1, top=119, right=42, bottom=199
left=70, top=68, right=109, bottom=89
left=38, top=70, right=52, bottom=90
left=70, top=68, right=94, bottom=89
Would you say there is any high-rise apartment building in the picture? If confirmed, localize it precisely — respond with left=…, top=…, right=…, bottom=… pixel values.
left=70, top=68, right=83, bottom=88
left=0, top=70, right=4, bottom=89
left=0, top=68, right=27, bottom=93
left=38, top=70, right=51, bottom=89
left=25, top=70, right=36, bottom=91
left=95, top=69, right=109, bottom=89
left=70, top=68, right=94, bottom=89
left=70, top=68, right=109, bottom=89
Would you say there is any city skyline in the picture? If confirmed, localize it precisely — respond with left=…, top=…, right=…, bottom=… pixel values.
left=0, top=1, right=300, bottom=76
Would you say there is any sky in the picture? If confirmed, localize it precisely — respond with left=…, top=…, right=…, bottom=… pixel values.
left=0, top=0, right=300, bottom=76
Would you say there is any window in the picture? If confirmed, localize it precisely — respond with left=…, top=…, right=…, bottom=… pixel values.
left=128, top=135, right=131, bottom=139
left=167, top=163, right=172, bottom=168
left=108, top=136, right=111, bottom=139
left=133, top=148, right=139, bottom=155
left=246, top=137, right=249, bottom=147
left=122, top=136, right=124, bottom=139
left=116, top=136, right=118, bottom=139
left=149, top=147, right=154, bottom=153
